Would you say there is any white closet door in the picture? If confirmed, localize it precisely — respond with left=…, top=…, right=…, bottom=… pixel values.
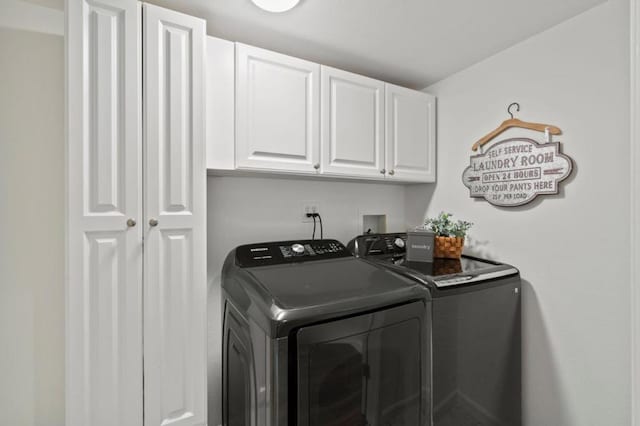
left=66, top=1, right=143, bottom=426
left=321, top=66, right=385, bottom=178
left=385, top=84, right=436, bottom=182
left=143, top=4, right=207, bottom=426
left=236, top=43, right=321, bottom=173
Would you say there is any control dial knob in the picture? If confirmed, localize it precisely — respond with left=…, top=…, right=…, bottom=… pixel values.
left=291, top=243, right=305, bottom=255
left=394, top=237, right=405, bottom=249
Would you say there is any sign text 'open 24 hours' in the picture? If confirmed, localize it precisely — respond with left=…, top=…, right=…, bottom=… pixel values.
left=462, top=138, right=573, bottom=207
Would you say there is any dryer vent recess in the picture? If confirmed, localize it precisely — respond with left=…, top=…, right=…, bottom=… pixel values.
left=363, top=214, right=387, bottom=234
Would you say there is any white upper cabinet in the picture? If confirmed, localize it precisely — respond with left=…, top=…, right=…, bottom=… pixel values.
left=236, top=43, right=320, bottom=173
left=321, top=66, right=385, bottom=178
left=207, top=42, right=437, bottom=183
left=143, top=4, right=207, bottom=426
left=385, top=84, right=436, bottom=182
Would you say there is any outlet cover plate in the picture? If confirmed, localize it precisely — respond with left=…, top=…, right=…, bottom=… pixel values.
left=301, top=201, right=320, bottom=223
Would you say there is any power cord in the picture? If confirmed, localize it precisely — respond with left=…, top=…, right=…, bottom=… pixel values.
left=317, top=213, right=323, bottom=239
left=311, top=215, right=317, bottom=240
left=306, top=213, right=323, bottom=240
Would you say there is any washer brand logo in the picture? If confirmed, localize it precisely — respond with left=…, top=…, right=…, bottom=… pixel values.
left=250, top=247, right=269, bottom=252
left=411, top=244, right=430, bottom=250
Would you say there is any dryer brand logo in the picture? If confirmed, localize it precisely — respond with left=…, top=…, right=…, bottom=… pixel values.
left=411, top=244, right=431, bottom=250
left=462, top=138, right=573, bottom=207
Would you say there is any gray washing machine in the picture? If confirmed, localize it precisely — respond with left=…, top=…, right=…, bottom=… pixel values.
left=220, top=239, right=432, bottom=426
left=348, top=233, right=522, bottom=426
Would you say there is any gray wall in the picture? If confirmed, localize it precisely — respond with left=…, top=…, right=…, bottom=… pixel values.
left=0, top=28, right=65, bottom=426
left=408, top=0, right=631, bottom=424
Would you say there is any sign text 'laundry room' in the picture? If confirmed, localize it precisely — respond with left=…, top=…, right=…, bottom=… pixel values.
left=462, top=138, right=573, bottom=207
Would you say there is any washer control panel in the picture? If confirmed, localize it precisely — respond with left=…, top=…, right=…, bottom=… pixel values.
left=348, top=233, right=408, bottom=257
left=236, top=239, right=350, bottom=267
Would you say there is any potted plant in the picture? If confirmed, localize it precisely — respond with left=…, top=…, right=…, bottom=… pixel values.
left=424, top=212, right=473, bottom=259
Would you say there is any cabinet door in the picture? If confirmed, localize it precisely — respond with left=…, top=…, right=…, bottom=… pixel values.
left=385, top=84, right=436, bottom=182
left=321, top=66, right=385, bottom=178
left=143, top=4, right=207, bottom=426
left=66, top=1, right=143, bottom=426
left=236, top=43, right=320, bottom=173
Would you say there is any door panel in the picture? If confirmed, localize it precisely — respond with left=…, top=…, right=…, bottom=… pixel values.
left=433, top=280, right=521, bottom=426
left=84, top=232, right=138, bottom=422
left=88, top=5, right=127, bottom=213
left=222, top=304, right=255, bottom=426
left=321, top=66, right=385, bottom=178
left=297, top=302, right=430, bottom=426
left=143, top=4, right=207, bottom=426
left=67, top=1, right=143, bottom=426
left=385, top=84, right=436, bottom=182
left=236, top=43, right=320, bottom=172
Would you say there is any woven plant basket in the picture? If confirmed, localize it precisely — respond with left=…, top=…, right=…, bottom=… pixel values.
left=434, top=236, right=465, bottom=259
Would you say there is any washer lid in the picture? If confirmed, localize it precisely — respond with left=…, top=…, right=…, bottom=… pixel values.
left=374, top=256, right=519, bottom=294
left=245, top=256, right=421, bottom=310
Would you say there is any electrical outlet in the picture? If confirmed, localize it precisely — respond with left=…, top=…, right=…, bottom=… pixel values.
left=301, top=201, right=320, bottom=223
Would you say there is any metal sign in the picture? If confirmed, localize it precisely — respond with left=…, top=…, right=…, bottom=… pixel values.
left=462, top=138, right=573, bottom=207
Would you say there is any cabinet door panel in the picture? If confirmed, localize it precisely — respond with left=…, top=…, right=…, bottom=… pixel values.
left=236, top=43, right=320, bottom=172
left=67, top=1, right=143, bottom=426
left=386, top=84, right=436, bottom=182
left=321, top=66, right=385, bottom=178
left=143, top=4, right=207, bottom=426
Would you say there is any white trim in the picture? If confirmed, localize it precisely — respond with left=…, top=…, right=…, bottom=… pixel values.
left=0, top=0, right=63, bottom=36
left=64, top=0, right=77, bottom=423
left=631, top=0, right=640, bottom=425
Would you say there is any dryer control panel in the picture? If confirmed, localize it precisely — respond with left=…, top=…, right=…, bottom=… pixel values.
left=235, top=239, right=350, bottom=267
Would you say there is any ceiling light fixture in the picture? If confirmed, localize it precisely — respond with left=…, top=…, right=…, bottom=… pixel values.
left=251, top=0, right=300, bottom=13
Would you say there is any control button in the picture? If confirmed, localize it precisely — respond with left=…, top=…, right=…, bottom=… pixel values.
left=291, top=243, right=305, bottom=255
left=279, top=246, right=293, bottom=258
left=394, top=238, right=405, bottom=248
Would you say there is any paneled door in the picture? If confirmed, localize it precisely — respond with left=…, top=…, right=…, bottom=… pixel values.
left=66, top=1, right=143, bottom=425
left=236, top=43, right=321, bottom=173
left=385, top=84, right=436, bottom=182
left=321, top=66, right=385, bottom=178
left=143, top=4, right=207, bottom=426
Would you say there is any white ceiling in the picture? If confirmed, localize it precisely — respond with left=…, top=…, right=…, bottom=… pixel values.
left=153, top=0, right=604, bottom=88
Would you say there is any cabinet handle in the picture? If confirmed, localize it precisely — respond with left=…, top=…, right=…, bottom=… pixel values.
left=380, top=169, right=386, bottom=174
left=388, top=170, right=395, bottom=176
left=149, top=218, right=159, bottom=227
left=126, top=218, right=137, bottom=228
left=313, top=163, right=320, bottom=170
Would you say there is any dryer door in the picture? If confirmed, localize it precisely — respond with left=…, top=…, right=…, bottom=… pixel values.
left=296, top=301, right=430, bottom=426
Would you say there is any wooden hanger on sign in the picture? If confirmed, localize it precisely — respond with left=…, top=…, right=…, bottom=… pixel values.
left=471, top=103, right=562, bottom=151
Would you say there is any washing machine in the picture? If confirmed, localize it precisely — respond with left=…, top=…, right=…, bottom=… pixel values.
left=348, top=233, right=522, bottom=426
left=220, top=239, right=432, bottom=426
